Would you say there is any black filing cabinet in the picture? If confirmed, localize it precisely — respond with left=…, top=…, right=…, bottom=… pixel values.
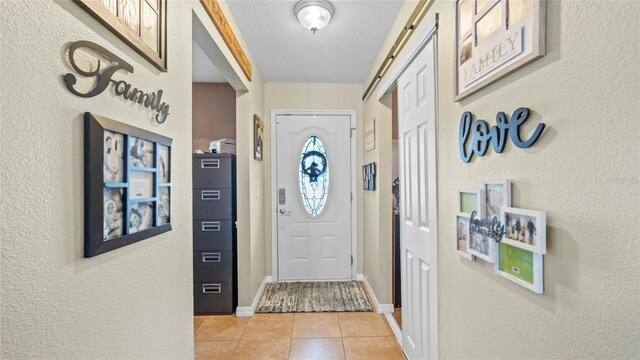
left=192, top=153, right=237, bottom=315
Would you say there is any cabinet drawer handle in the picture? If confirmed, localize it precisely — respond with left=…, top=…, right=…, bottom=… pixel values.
left=201, top=159, right=220, bottom=169
left=202, top=222, right=221, bottom=232
left=202, top=284, right=221, bottom=294
left=202, top=253, right=221, bottom=262
left=201, top=190, right=220, bottom=200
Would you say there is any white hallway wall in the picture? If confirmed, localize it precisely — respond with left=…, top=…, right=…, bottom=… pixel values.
left=1, top=0, right=266, bottom=358
left=363, top=0, right=640, bottom=358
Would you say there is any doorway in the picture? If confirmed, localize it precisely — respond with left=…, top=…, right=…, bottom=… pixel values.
left=391, top=88, right=402, bottom=329
left=379, top=18, right=438, bottom=360
left=271, top=111, right=357, bottom=281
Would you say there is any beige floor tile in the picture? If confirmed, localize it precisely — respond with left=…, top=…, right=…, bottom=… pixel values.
left=195, top=316, right=249, bottom=342
left=195, top=341, right=238, bottom=360
left=289, top=338, right=346, bottom=360
left=292, top=313, right=342, bottom=339
left=194, top=316, right=207, bottom=332
left=252, top=313, right=295, bottom=320
left=342, top=337, right=404, bottom=360
left=231, top=339, right=290, bottom=360
left=241, top=314, right=294, bottom=339
left=338, top=313, right=391, bottom=337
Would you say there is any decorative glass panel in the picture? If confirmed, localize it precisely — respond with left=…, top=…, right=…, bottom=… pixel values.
left=299, top=136, right=329, bottom=217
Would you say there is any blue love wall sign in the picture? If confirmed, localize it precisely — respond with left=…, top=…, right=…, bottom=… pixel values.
left=459, top=107, right=545, bottom=163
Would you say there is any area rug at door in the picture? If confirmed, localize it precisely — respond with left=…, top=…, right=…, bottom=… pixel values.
left=255, top=281, right=373, bottom=313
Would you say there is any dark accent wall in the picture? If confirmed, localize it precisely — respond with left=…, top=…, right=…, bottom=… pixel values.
left=192, top=82, right=236, bottom=152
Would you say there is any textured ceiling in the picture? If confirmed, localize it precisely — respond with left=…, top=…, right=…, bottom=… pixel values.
left=226, top=0, right=404, bottom=83
left=192, top=40, right=228, bottom=83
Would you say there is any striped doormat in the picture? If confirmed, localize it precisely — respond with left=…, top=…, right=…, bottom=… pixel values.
left=255, top=281, right=373, bottom=313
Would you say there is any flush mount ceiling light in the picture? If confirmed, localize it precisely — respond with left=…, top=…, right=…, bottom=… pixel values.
left=295, top=0, right=335, bottom=34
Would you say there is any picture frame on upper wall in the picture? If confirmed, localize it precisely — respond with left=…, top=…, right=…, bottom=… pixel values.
left=74, top=0, right=168, bottom=72
left=454, top=0, right=546, bottom=100
left=482, top=180, right=511, bottom=221
left=458, top=188, right=485, bottom=216
left=86, top=112, right=172, bottom=258
left=365, top=119, right=375, bottom=152
left=456, top=212, right=475, bottom=260
left=495, top=241, right=543, bottom=293
left=254, top=114, right=264, bottom=161
left=501, top=206, right=546, bottom=254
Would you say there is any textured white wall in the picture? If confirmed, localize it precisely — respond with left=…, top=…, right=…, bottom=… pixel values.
left=0, top=1, right=194, bottom=358
left=364, top=0, right=640, bottom=358
left=263, top=83, right=364, bottom=277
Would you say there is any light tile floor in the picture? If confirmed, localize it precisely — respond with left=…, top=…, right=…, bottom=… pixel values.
left=194, top=312, right=405, bottom=360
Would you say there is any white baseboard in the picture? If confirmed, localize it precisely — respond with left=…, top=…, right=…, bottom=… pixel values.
left=384, top=312, right=402, bottom=342
left=358, top=274, right=394, bottom=314
left=235, top=276, right=272, bottom=317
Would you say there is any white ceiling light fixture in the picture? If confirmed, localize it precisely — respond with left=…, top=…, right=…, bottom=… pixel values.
left=295, top=0, right=335, bottom=34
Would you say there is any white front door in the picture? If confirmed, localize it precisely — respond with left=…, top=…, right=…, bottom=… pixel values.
left=275, top=114, right=352, bottom=280
left=398, top=35, right=438, bottom=359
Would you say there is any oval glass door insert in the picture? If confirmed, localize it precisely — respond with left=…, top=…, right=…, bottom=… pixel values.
left=299, top=135, right=329, bottom=217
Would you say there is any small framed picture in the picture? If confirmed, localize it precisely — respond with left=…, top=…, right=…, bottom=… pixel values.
left=468, top=223, right=496, bottom=263
left=363, top=164, right=369, bottom=190
left=456, top=213, right=474, bottom=260
left=501, top=206, right=546, bottom=253
left=365, top=119, right=375, bottom=152
left=369, top=163, right=377, bottom=191
left=458, top=188, right=485, bottom=216
left=254, top=114, right=264, bottom=161
left=495, top=242, right=543, bottom=293
left=158, top=187, right=170, bottom=225
left=482, top=180, right=511, bottom=221
left=103, top=130, right=125, bottom=183
left=158, top=144, right=170, bottom=183
left=129, top=201, right=154, bottom=234
left=129, top=136, right=155, bottom=168
left=130, top=171, right=154, bottom=199
left=103, top=188, right=125, bottom=240
left=475, top=1, right=504, bottom=44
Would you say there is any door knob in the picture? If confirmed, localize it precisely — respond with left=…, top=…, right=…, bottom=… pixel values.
left=279, top=208, right=291, bottom=216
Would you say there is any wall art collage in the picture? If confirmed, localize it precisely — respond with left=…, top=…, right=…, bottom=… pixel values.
left=85, top=112, right=172, bottom=257
left=456, top=180, right=546, bottom=293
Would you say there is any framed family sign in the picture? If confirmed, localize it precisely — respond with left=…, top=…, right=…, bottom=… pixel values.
left=75, top=0, right=167, bottom=71
left=84, top=112, right=172, bottom=257
left=455, top=0, right=546, bottom=100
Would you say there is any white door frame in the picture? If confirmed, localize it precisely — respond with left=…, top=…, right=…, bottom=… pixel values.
left=270, top=109, right=357, bottom=282
left=376, top=16, right=439, bottom=356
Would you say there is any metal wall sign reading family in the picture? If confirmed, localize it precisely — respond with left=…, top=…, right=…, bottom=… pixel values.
left=63, top=40, right=170, bottom=124
left=459, top=107, right=545, bottom=163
